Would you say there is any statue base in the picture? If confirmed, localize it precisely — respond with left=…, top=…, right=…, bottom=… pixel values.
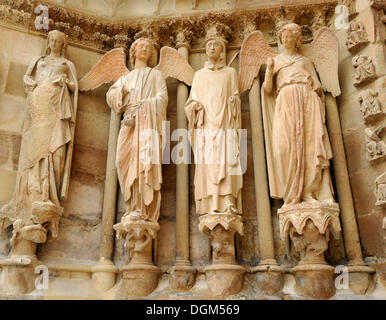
left=169, top=262, right=196, bottom=291
left=91, top=257, right=118, bottom=292
left=121, top=263, right=161, bottom=297
left=292, top=263, right=336, bottom=299
left=252, top=263, right=285, bottom=295
left=278, top=202, right=341, bottom=299
left=278, top=202, right=341, bottom=239
left=199, top=213, right=246, bottom=297
left=0, top=255, right=40, bottom=295
left=347, top=263, right=375, bottom=295
left=204, top=263, right=246, bottom=297
left=114, top=218, right=161, bottom=297
left=0, top=222, right=47, bottom=295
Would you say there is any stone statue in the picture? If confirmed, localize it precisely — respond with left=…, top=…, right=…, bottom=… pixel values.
left=185, top=24, right=246, bottom=297
left=78, top=34, right=193, bottom=297
left=0, top=29, right=78, bottom=241
left=0, top=30, right=78, bottom=294
left=185, top=35, right=242, bottom=217
left=107, top=38, right=168, bottom=223
left=239, top=23, right=342, bottom=297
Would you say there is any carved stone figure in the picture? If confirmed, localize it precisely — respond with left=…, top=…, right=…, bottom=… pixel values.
left=239, top=23, right=342, bottom=298
left=365, top=126, right=386, bottom=162
left=185, top=27, right=242, bottom=217
left=78, top=35, right=193, bottom=297
left=185, top=24, right=246, bottom=297
left=0, top=30, right=78, bottom=294
left=353, top=55, right=376, bottom=86
left=346, top=21, right=369, bottom=50
left=374, top=172, right=386, bottom=207
left=358, top=89, right=384, bottom=123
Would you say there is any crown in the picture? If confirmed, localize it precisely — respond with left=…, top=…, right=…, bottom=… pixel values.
left=204, top=23, right=232, bottom=45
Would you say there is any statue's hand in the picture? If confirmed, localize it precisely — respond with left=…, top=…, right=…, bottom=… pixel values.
left=194, top=102, right=203, bottom=112
left=122, top=114, right=136, bottom=127
left=266, top=58, right=275, bottom=74
left=52, top=74, right=67, bottom=86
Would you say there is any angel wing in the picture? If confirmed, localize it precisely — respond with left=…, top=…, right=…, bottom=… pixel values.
left=302, top=27, right=341, bottom=97
left=239, top=31, right=277, bottom=94
left=155, top=46, right=195, bottom=86
left=78, top=48, right=130, bottom=91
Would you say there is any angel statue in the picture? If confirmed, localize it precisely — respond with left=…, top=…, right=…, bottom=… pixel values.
left=240, top=23, right=342, bottom=207
left=0, top=30, right=78, bottom=242
left=78, top=38, right=194, bottom=224
left=239, top=24, right=343, bottom=271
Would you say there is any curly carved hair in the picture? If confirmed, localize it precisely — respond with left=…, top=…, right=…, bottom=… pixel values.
left=45, top=30, right=68, bottom=57
left=129, top=38, right=158, bottom=68
left=278, top=23, right=303, bottom=49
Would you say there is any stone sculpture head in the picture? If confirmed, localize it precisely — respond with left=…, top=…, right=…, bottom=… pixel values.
left=46, top=30, right=68, bottom=57
left=130, top=38, right=158, bottom=68
left=278, top=23, right=303, bottom=50
left=205, top=39, right=225, bottom=63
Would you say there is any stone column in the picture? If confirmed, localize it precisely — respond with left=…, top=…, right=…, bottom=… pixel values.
left=325, top=94, right=374, bottom=293
left=91, top=111, right=119, bottom=291
left=249, top=77, right=284, bottom=294
left=169, top=29, right=196, bottom=291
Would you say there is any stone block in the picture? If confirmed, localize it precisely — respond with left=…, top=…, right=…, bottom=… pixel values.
left=4, top=62, right=27, bottom=97
left=74, top=110, right=110, bottom=150
left=357, top=212, right=385, bottom=257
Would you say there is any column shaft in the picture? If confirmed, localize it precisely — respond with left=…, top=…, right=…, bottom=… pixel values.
left=325, top=94, right=364, bottom=264
left=249, top=78, right=276, bottom=264
left=99, top=111, right=120, bottom=260
left=175, top=45, right=190, bottom=264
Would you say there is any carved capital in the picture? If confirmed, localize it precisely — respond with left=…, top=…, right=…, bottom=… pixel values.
left=175, top=28, right=194, bottom=50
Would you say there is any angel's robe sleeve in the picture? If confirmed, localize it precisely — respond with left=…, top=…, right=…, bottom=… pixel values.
left=106, top=76, right=126, bottom=114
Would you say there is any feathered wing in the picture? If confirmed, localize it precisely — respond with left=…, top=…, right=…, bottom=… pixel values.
left=239, top=31, right=277, bottom=94
left=78, top=48, right=130, bottom=91
left=155, top=46, right=195, bottom=86
left=302, top=27, right=341, bottom=97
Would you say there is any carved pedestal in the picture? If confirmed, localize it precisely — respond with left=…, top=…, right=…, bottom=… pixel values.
left=0, top=222, right=47, bottom=295
left=113, top=217, right=161, bottom=297
left=278, top=202, right=341, bottom=299
left=252, top=264, right=285, bottom=295
left=169, top=262, right=196, bottom=292
left=199, top=213, right=246, bottom=297
left=347, top=263, right=375, bottom=295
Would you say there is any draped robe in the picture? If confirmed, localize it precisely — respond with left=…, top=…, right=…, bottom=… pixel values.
left=262, top=54, right=334, bottom=205
left=185, top=61, right=243, bottom=215
left=1, top=55, right=77, bottom=231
